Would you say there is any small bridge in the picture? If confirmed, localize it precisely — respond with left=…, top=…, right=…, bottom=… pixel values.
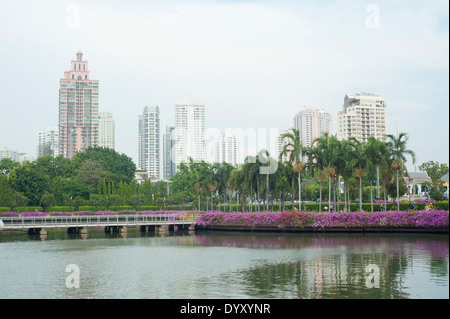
left=0, top=213, right=200, bottom=237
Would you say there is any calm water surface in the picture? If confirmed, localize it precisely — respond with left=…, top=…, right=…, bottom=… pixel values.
left=0, top=229, right=448, bottom=299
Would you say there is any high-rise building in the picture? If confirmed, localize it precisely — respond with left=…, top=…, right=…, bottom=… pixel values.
left=337, top=93, right=386, bottom=143
left=215, top=133, right=239, bottom=166
left=0, top=147, right=20, bottom=162
left=138, top=106, right=160, bottom=180
left=174, top=101, right=206, bottom=169
left=163, top=125, right=176, bottom=181
left=293, top=106, right=332, bottom=148
left=98, top=112, right=115, bottom=149
left=37, top=126, right=59, bottom=158
left=0, top=147, right=34, bottom=163
left=58, top=51, right=99, bottom=158
left=318, top=110, right=332, bottom=138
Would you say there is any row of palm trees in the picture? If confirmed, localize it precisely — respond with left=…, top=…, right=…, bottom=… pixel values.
left=279, top=130, right=416, bottom=212
left=169, top=131, right=416, bottom=212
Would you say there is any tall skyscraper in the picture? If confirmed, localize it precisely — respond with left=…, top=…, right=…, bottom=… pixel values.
left=138, top=106, right=160, bottom=180
left=163, top=125, right=176, bottom=181
left=215, top=133, right=239, bottom=166
left=58, top=51, right=99, bottom=158
left=98, top=112, right=115, bottom=149
left=37, top=126, right=59, bottom=158
left=337, top=93, right=386, bottom=143
left=174, top=101, right=206, bottom=169
left=293, top=106, right=332, bottom=148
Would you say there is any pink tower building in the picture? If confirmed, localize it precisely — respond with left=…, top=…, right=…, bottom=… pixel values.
left=58, top=51, right=99, bottom=158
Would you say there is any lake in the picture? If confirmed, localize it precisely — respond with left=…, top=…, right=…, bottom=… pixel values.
left=0, top=228, right=448, bottom=299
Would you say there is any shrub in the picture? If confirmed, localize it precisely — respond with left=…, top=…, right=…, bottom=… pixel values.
left=77, top=205, right=105, bottom=212
left=14, top=206, right=43, bottom=213
left=48, top=206, right=74, bottom=212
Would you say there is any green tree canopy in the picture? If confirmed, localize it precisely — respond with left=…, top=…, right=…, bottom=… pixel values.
left=71, top=146, right=136, bottom=184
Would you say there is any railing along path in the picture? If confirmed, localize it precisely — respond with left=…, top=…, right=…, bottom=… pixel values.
left=0, top=213, right=200, bottom=230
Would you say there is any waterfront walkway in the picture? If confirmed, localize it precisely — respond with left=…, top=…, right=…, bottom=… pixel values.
left=0, top=213, right=200, bottom=236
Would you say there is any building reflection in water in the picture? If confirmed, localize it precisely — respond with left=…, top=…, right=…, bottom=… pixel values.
left=191, top=231, right=449, bottom=299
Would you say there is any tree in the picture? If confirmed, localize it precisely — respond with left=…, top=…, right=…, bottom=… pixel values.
left=315, top=170, right=325, bottom=212
left=347, top=140, right=371, bottom=212
left=365, top=136, right=386, bottom=212
left=40, top=193, right=55, bottom=212
left=280, top=129, right=306, bottom=211
left=0, top=174, right=28, bottom=208
left=71, top=146, right=136, bottom=184
left=9, top=161, right=51, bottom=206
left=61, top=178, right=91, bottom=200
left=310, top=132, right=338, bottom=211
left=386, top=132, right=416, bottom=210
left=228, top=168, right=244, bottom=210
left=74, top=160, right=110, bottom=188
left=419, top=161, right=449, bottom=186
left=0, top=158, right=19, bottom=175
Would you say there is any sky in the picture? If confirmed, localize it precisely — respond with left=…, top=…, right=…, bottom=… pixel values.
left=0, top=0, right=448, bottom=171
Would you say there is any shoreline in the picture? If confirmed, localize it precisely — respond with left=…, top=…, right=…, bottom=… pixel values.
left=196, top=224, right=449, bottom=234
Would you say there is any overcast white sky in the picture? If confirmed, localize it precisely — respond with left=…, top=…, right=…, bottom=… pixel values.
left=0, top=0, right=448, bottom=170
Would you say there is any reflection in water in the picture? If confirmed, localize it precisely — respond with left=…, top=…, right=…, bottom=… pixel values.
left=191, top=232, right=449, bottom=299
left=0, top=229, right=448, bottom=299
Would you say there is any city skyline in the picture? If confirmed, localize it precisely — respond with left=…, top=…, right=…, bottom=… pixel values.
left=0, top=0, right=448, bottom=169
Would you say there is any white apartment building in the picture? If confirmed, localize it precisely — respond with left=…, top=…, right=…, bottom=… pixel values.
left=215, top=133, right=239, bottom=166
left=0, top=147, right=34, bottom=163
left=98, top=112, right=115, bottom=149
left=138, top=106, right=160, bottom=180
left=37, top=126, right=59, bottom=158
left=337, top=93, right=386, bottom=143
left=174, top=101, right=206, bottom=169
left=293, top=106, right=332, bottom=148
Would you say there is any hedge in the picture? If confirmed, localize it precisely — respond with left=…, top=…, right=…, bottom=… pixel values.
left=14, top=206, right=43, bottom=213
left=3, top=201, right=448, bottom=214
left=48, top=206, right=75, bottom=212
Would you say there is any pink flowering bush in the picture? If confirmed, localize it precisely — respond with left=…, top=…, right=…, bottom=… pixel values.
left=21, top=212, right=46, bottom=217
left=195, top=210, right=449, bottom=229
left=0, top=212, right=20, bottom=217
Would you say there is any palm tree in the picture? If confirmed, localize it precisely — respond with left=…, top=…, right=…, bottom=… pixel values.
left=280, top=129, right=306, bottom=211
left=348, top=140, right=370, bottom=212
left=315, top=169, right=325, bottom=212
left=256, top=149, right=275, bottom=211
left=214, top=162, right=234, bottom=210
left=386, top=132, right=417, bottom=210
left=229, top=168, right=243, bottom=211
left=310, top=132, right=338, bottom=211
left=365, top=136, right=382, bottom=212
left=334, top=137, right=358, bottom=212
left=277, top=161, right=290, bottom=211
